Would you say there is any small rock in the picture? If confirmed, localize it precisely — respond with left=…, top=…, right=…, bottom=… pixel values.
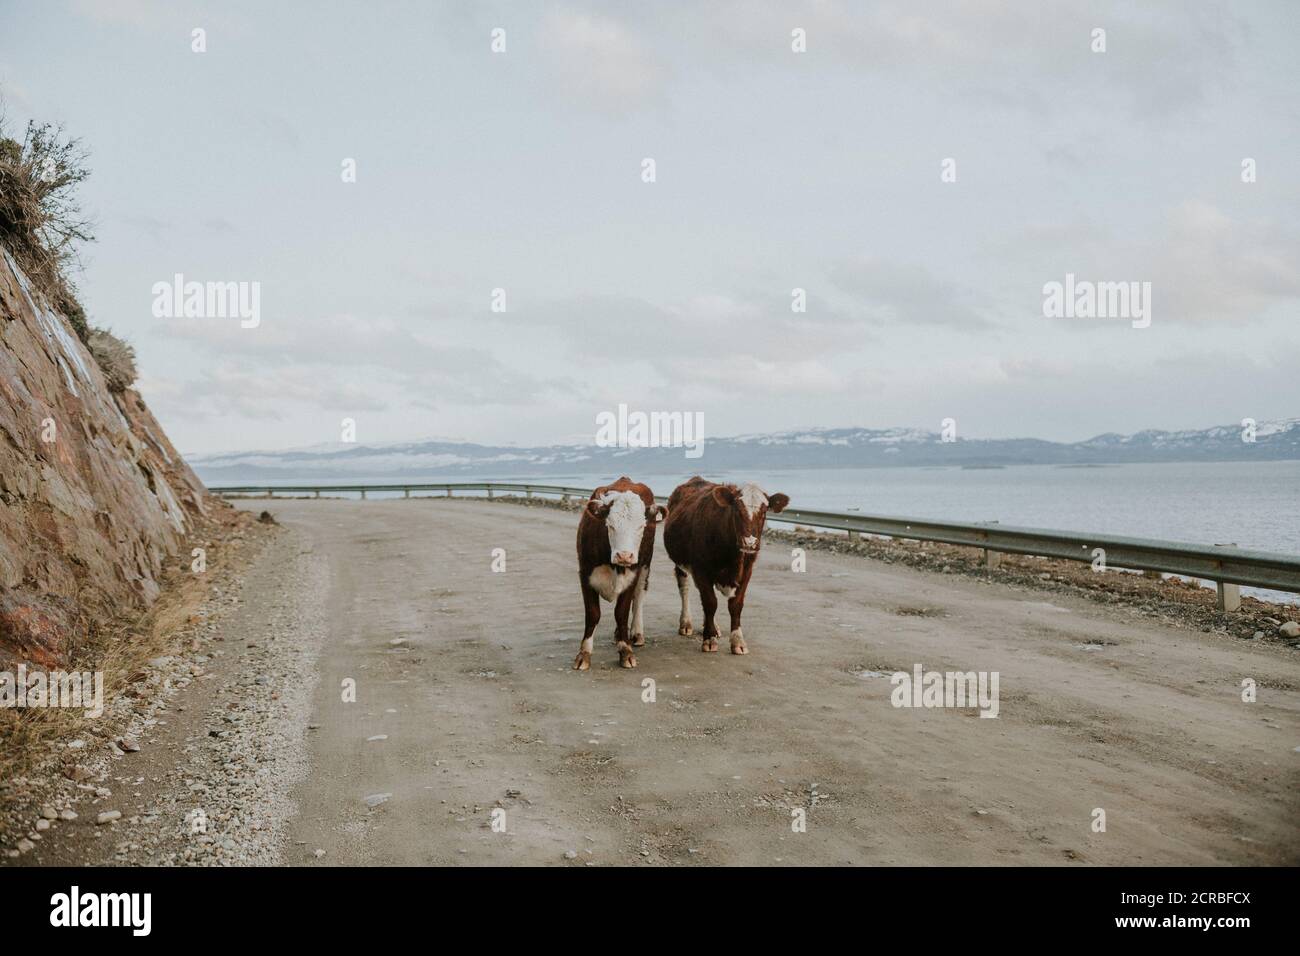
left=40, top=806, right=57, bottom=820
left=563, top=850, right=578, bottom=859
left=1278, top=622, right=1300, bottom=638
left=364, top=793, right=392, bottom=808
left=118, top=738, right=141, bottom=753
left=96, top=810, right=122, bottom=825
left=314, top=848, right=326, bottom=858
left=17, top=839, right=34, bottom=853
left=367, top=735, right=388, bottom=742
left=35, top=819, right=51, bottom=831
left=60, top=809, right=78, bottom=821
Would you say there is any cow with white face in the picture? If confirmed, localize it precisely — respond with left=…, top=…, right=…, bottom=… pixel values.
left=574, top=477, right=667, bottom=670
left=663, top=477, right=789, bottom=655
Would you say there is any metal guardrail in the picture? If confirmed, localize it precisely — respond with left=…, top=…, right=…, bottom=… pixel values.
left=208, top=481, right=1300, bottom=600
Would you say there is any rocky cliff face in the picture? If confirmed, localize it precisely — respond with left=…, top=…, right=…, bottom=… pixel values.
left=0, top=246, right=210, bottom=669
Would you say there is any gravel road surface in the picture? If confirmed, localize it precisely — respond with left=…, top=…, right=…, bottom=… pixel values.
left=13, top=496, right=1295, bottom=866
left=271, top=498, right=1299, bottom=866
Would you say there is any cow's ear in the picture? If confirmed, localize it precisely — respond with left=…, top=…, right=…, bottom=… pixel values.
left=767, top=493, right=789, bottom=513
left=647, top=504, right=667, bottom=522
left=712, top=485, right=736, bottom=507
left=585, top=499, right=604, bottom=518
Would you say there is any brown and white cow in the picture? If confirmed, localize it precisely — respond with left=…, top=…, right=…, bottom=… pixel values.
left=574, top=477, right=668, bottom=671
left=663, top=477, right=789, bottom=654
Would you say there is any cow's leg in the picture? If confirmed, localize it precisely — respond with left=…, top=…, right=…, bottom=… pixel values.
left=728, top=557, right=756, bottom=655
left=630, top=567, right=648, bottom=647
left=573, top=576, right=600, bottom=671
left=694, top=569, right=720, bottom=653
left=674, top=565, right=693, bottom=636
left=613, top=583, right=638, bottom=668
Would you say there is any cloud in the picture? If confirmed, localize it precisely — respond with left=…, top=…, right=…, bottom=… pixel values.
left=654, top=354, right=854, bottom=395
left=482, top=288, right=877, bottom=368
left=1151, top=200, right=1300, bottom=324
left=140, top=365, right=390, bottom=422
left=538, top=8, right=666, bottom=116
left=151, top=312, right=578, bottom=414
left=692, top=0, right=1246, bottom=117
left=828, top=257, right=994, bottom=330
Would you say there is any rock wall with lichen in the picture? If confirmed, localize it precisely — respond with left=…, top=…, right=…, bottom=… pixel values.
left=0, top=246, right=209, bottom=668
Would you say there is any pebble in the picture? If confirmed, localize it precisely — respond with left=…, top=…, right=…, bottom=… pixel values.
left=364, top=793, right=392, bottom=808
left=564, top=850, right=578, bottom=859
left=96, top=810, right=122, bottom=825
left=40, top=806, right=57, bottom=820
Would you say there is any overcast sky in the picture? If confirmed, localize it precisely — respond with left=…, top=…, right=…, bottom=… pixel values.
left=1, top=0, right=1297, bottom=455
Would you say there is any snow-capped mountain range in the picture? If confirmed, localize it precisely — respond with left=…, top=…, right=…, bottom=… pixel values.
left=188, top=419, right=1300, bottom=482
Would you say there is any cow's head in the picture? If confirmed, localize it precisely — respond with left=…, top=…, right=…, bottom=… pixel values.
left=712, top=482, right=789, bottom=555
left=587, top=491, right=667, bottom=567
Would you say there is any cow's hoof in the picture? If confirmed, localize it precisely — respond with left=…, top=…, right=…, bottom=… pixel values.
left=731, top=640, right=748, bottom=655
left=678, top=621, right=693, bottom=636
left=620, top=653, right=638, bottom=669
left=701, top=637, right=719, bottom=653
left=631, top=632, right=646, bottom=647
left=573, top=651, right=591, bottom=671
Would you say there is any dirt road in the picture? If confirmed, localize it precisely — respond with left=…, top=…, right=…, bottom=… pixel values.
left=223, top=496, right=1294, bottom=867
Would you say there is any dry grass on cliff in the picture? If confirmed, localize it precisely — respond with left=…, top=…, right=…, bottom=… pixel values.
left=86, top=327, right=138, bottom=391
left=0, top=112, right=94, bottom=342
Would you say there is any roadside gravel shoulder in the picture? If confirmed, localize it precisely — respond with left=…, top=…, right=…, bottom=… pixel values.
left=1, top=526, right=327, bottom=866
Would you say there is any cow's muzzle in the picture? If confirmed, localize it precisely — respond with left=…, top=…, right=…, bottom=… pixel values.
left=613, top=551, right=638, bottom=567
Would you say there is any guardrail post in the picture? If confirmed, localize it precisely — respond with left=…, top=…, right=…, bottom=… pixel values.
left=404, top=488, right=410, bottom=498
left=314, top=490, right=320, bottom=499
left=265, top=488, right=272, bottom=499
left=446, top=486, right=454, bottom=497
left=1214, top=544, right=1240, bottom=612
left=487, top=487, right=494, bottom=499
left=981, top=521, right=1001, bottom=568
left=526, top=487, right=533, bottom=498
